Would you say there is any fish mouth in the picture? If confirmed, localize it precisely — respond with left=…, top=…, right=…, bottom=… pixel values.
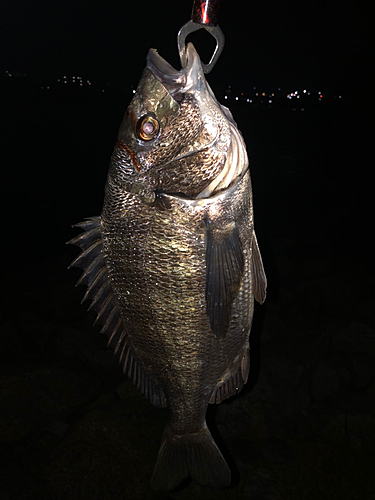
left=146, top=43, right=201, bottom=97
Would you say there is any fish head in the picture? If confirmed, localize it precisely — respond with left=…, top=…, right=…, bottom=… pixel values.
left=111, top=43, right=247, bottom=202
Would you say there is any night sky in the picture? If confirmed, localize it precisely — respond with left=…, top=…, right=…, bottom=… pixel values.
left=1, top=0, right=373, bottom=93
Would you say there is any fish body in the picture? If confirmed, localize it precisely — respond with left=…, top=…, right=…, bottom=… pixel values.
left=69, top=43, right=266, bottom=491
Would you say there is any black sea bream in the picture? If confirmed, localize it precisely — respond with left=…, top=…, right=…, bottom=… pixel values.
left=69, top=42, right=266, bottom=491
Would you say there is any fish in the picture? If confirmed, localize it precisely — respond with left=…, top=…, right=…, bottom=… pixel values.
left=68, top=42, right=266, bottom=491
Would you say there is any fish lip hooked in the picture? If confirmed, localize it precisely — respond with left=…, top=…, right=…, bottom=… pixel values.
left=146, top=43, right=199, bottom=96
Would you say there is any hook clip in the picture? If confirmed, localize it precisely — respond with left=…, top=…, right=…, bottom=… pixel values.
left=177, top=20, right=225, bottom=74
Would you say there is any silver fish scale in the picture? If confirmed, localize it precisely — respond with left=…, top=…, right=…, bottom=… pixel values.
left=101, top=166, right=254, bottom=433
left=154, top=99, right=230, bottom=197
left=137, top=94, right=203, bottom=169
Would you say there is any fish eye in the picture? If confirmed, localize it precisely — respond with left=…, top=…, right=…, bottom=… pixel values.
left=136, top=114, right=160, bottom=141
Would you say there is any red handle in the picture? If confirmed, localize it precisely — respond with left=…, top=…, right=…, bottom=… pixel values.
left=191, top=0, right=220, bottom=26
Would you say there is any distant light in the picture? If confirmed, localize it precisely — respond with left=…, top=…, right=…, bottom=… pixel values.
left=224, top=95, right=228, bottom=99
left=308, top=92, right=310, bottom=96
left=256, top=93, right=259, bottom=96
left=278, top=87, right=281, bottom=91
left=132, top=89, right=136, bottom=93
left=262, top=92, right=266, bottom=96
left=271, top=93, right=274, bottom=96
left=102, top=89, right=105, bottom=92
left=47, top=86, right=50, bottom=90
left=339, top=95, right=342, bottom=98
left=246, top=98, right=249, bottom=102
left=297, top=95, right=300, bottom=98
left=250, top=99, right=252, bottom=103
left=268, top=99, right=272, bottom=104
left=253, top=86, right=256, bottom=90
left=301, top=108, right=305, bottom=111
left=303, top=89, right=307, bottom=93
left=235, top=96, right=238, bottom=100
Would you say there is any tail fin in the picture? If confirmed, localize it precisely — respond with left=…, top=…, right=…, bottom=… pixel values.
left=151, top=422, right=231, bottom=491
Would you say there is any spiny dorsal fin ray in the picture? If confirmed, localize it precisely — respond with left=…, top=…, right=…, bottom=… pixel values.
left=205, top=220, right=244, bottom=339
left=251, top=231, right=267, bottom=304
left=68, top=216, right=167, bottom=408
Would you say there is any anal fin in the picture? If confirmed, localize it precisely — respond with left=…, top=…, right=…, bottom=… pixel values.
left=209, top=349, right=250, bottom=404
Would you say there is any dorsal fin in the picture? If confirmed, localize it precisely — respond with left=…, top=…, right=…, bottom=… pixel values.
left=68, top=217, right=167, bottom=407
left=251, top=231, right=267, bottom=304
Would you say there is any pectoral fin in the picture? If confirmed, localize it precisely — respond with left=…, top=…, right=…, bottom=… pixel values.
left=251, top=231, right=267, bottom=304
left=205, top=220, right=244, bottom=339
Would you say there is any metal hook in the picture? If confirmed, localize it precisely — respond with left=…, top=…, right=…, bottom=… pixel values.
left=177, top=20, right=225, bottom=74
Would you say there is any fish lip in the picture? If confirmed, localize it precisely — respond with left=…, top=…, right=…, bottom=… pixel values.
left=146, top=43, right=199, bottom=95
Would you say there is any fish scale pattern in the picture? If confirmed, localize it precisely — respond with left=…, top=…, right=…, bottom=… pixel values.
left=100, top=168, right=255, bottom=431
left=139, top=94, right=203, bottom=168
left=68, top=216, right=167, bottom=408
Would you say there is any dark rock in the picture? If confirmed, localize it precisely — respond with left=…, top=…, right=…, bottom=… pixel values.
left=352, top=354, right=375, bottom=389
left=0, top=366, right=100, bottom=442
left=44, top=400, right=163, bottom=500
left=261, top=436, right=296, bottom=466
left=0, top=320, right=24, bottom=365
left=80, top=347, right=119, bottom=371
left=294, top=283, right=326, bottom=325
left=310, top=362, right=340, bottom=401
left=261, top=306, right=286, bottom=343
left=332, top=321, right=375, bottom=358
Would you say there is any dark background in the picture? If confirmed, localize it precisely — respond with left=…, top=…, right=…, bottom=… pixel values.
left=1, top=1, right=374, bottom=499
